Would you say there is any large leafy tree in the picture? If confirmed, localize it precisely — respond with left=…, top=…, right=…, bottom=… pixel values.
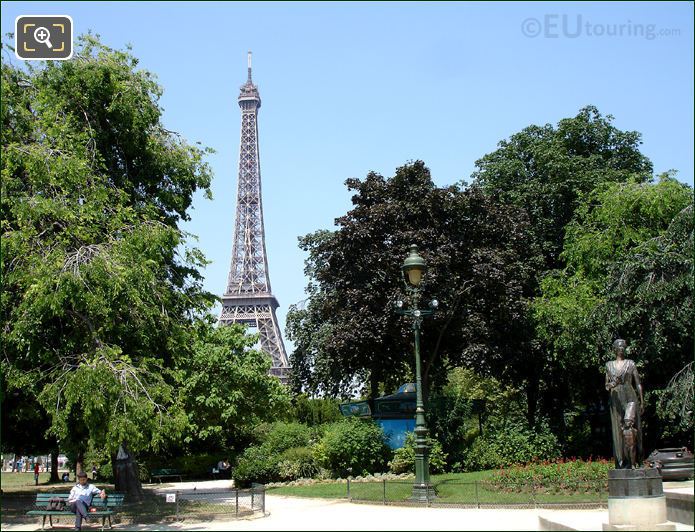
left=472, top=105, right=653, bottom=273
left=592, top=200, right=693, bottom=447
left=287, top=161, right=538, bottom=400
left=470, top=106, right=655, bottom=425
left=1, top=36, right=215, bottom=489
left=534, top=176, right=693, bottom=449
left=535, top=176, right=692, bottom=371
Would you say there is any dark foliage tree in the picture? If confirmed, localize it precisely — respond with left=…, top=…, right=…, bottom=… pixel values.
left=287, top=161, right=538, bottom=401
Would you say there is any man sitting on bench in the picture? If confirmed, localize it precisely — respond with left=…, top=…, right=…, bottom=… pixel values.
left=68, top=471, right=107, bottom=531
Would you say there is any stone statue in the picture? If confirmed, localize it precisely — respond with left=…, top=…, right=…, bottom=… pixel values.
left=605, top=339, right=644, bottom=469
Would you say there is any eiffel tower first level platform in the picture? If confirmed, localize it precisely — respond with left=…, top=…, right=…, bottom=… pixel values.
left=218, top=52, right=290, bottom=383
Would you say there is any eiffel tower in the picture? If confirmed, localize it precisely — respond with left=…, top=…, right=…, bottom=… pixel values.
left=219, top=52, right=290, bottom=383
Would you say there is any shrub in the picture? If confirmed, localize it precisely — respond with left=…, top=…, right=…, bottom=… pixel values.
left=260, top=422, right=312, bottom=454
left=251, top=422, right=274, bottom=444
left=277, top=446, right=319, bottom=481
left=233, top=446, right=279, bottom=487
left=314, top=418, right=391, bottom=477
left=232, top=422, right=315, bottom=486
left=462, top=419, right=560, bottom=471
left=388, top=432, right=448, bottom=474
left=98, top=462, right=114, bottom=482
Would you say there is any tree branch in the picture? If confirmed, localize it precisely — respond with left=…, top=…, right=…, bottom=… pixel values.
left=424, top=280, right=472, bottom=383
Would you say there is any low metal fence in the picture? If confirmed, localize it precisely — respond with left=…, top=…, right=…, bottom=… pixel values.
left=347, top=479, right=607, bottom=509
left=2, top=485, right=266, bottom=526
left=167, top=485, right=265, bottom=519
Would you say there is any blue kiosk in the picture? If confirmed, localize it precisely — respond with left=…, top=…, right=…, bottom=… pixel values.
left=340, top=383, right=417, bottom=449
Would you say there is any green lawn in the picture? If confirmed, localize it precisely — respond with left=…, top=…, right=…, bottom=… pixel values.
left=269, top=481, right=351, bottom=498
left=0, top=472, right=114, bottom=494
left=267, top=471, right=605, bottom=505
left=267, top=471, right=494, bottom=499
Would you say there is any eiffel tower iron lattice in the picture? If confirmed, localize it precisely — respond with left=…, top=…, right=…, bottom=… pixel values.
left=219, top=52, right=290, bottom=383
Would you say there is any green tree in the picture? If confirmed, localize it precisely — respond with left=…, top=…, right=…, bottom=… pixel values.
left=429, top=367, right=526, bottom=468
left=1, top=36, right=214, bottom=495
left=657, top=362, right=693, bottom=440
left=534, top=177, right=693, bottom=450
left=472, top=105, right=653, bottom=273
left=592, top=202, right=693, bottom=447
left=535, top=176, right=692, bottom=370
left=471, top=105, right=655, bottom=426
left=287, top=161, right=537, bottom=400
left=177, top=323, right=291, bottom=452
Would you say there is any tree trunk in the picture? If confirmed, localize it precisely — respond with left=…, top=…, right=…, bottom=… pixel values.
left=114, top=443, right=143, bottom=501
left=370, top=368, right=380, bottom=399
left=50, top=448, right=60, bottom=482
left=75, top=450, right=85, bottom=476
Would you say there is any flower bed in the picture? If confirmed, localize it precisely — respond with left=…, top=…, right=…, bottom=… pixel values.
left=483, top=458, right=613, bottom=493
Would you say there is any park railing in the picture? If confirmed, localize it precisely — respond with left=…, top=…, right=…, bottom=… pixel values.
left=159, top=484, right=265, bottom=520
left=347, top=478, right=607, bottom=509
left=2, top=484, right=266, bottom=526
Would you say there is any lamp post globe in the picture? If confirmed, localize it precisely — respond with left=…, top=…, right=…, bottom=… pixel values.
left=401, top=244, right=426, bottom=287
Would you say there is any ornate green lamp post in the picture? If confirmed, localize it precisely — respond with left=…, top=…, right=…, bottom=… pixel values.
left=395, top=244, right=438, bottom=502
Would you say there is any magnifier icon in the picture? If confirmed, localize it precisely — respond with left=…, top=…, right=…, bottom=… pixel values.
left=34, top=27, right=53, bottom=49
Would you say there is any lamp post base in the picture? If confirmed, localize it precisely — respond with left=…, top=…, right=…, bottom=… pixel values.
left=411, top=483, right=436, bottom=503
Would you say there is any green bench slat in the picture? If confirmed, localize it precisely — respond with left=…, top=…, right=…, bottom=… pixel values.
left=28, top=493, right=125, bottom=531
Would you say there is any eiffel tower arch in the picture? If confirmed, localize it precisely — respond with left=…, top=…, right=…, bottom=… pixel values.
left=219, top=52, right=290, bottom=383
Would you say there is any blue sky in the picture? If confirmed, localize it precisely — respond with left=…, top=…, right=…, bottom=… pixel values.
left=3, top=1, right=693, bottom=352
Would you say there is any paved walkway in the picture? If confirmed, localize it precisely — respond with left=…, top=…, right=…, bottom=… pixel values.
left=0, top=495, right=549, bottom=531
left=3, top=480, right=692, bottom=531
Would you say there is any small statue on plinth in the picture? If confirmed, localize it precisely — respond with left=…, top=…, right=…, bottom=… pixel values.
left=605, top=338, right=643, bottom=469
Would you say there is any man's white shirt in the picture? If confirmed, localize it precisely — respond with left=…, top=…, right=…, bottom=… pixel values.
left=68, top=483, right=101, bottom=503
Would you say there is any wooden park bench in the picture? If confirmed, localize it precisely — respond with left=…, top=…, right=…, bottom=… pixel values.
left=149, top=468, right=183, bottom=483
left=26, top=492, right=125, bottom=530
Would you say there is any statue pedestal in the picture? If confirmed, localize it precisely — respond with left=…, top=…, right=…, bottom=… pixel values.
left=603, top=469, right=675, bottom=531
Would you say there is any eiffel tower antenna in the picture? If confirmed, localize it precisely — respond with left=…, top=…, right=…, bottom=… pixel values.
left=247, top=51, right=252, bottom=82
left=219, top=52, right=290, bottom=383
